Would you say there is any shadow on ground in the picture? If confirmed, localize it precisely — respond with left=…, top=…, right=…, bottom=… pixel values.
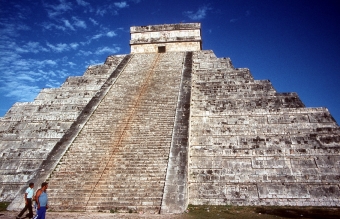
left=255, top=206, right=340, bottom=219
left=185, top=205, right=340, bottom=219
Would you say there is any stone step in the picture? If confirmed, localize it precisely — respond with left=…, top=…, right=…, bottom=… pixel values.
left=47, top=52, right=185, bottom=211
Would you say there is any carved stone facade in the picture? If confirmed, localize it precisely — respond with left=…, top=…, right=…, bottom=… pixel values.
left=1, top=23, right=339, bottom=213
left=130, top=23, right=201, bottom=53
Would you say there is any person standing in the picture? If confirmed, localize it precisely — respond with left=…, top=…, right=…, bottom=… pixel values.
left=17, top=182, right=34, bottom=219
left=35, top=182, right=48, bottom=219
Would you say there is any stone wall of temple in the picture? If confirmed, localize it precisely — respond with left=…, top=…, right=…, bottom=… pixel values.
left=188, top=50, right=340, bottom=207
left=131, top=41, right=201, bottom=53
left=130, top=23, right=201, bottom=53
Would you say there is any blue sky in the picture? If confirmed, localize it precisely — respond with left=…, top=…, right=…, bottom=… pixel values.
left=1, top=0, right=339, bottom=123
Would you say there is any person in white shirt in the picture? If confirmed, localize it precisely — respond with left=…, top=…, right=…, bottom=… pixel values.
left=17, top=182, right=34, bottom=219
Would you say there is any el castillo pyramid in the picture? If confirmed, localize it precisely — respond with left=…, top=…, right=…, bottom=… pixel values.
left=1, top=23, right=340, bottom=214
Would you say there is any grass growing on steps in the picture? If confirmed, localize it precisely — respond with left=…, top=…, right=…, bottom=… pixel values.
left=184, top=205, right=340, bottom=219
left=0, top=202, right=10, bottom=211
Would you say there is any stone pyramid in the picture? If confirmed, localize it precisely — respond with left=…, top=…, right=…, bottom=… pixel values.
left=1, top=23, right=339, bottom=214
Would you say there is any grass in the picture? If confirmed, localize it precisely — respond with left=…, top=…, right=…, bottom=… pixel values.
left=183, top=205, right=340, bottom=219
left=0, top=202, right=10, bottom=212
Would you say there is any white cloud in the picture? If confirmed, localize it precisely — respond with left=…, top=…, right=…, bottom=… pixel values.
left=26, top=42, right=40, bottom=49
left=89, top=18, right=98, bottom=26
left=86, top=60, right=103, bottom=67
left=76, top=0, right=89, bottom=6
left=42, top=22, right=67, bottom=31
left=58, top=69, right=69, bottom=79
left=46, top=42, right=70, bottom=53
left=53, top=0, right=73, bottom=12
left=16, top=73, right=36, bottom=82
left=0, top=23, right=20, bottom=38
left=96, top=8, right=107, bottom=16
left=44, top=0, right=73, bottom=18
left=15, top=47, right=30, bottom=53
left=73, top=17, right=87, bottom=29
left=68, top=62, right=77, bottom=67
left=114, top=2, right=129, bottom=8
left=40, top=60, right=57, bottom=66
left=38, top=69, right=56, bottom=79
left=46, top=79, right=62, bottom=88
left=45, top=17, right=86, bottom=31
left=78, top=50, right=93, bottom=56
left=5, top=58, right=57, bottom=74
left=96, top=3, right=121, bottom=16
left=79, top=41, right=90, bottom=46
left=0, top=44, right=45, bottom=104
left=95, top=46, right=120, bottom=55
left=16, top=24, right=31, bottom=31
left=15, top=60, right=31, bottom=70
left=106, top=31, right=117, bottom=37
left=3, top=82, right=40, bottom=102
left=88, top=30, right=117, bottom=42
left=36, top=68, right=69, bottom=81
left=0, top=51, right=20, bottom=65
left=5, top=38, right=49, bottom=54
left=62, top=19, right=75, bottom=30
left=183, top=6, right=210, bottom=20
left=70, top=43, right=79, bottom=49
left=92, top=34, right=103, bottom=40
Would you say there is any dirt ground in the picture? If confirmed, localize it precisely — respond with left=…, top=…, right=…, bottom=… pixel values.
left=0, top=211, right=181, bottom=219
left=1, top=206, right=340, bottom=219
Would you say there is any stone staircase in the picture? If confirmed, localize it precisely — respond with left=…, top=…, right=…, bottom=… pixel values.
left=0, top=55, right=125, bottom=203
left=47, top=52, right=187, bottom=213
left=189, top=50, right=340, bottom=206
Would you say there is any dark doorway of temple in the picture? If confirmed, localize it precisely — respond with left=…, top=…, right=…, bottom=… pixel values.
left=158, top=46, right=166, bottom=53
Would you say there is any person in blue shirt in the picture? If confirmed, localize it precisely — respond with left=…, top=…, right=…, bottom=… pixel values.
left=34, top=182, right=48, bottom=219
left=17, top=182, right=34, bottom=219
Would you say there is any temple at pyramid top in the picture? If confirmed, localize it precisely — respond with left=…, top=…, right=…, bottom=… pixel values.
left=130, top=23, right=202, bottom=53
